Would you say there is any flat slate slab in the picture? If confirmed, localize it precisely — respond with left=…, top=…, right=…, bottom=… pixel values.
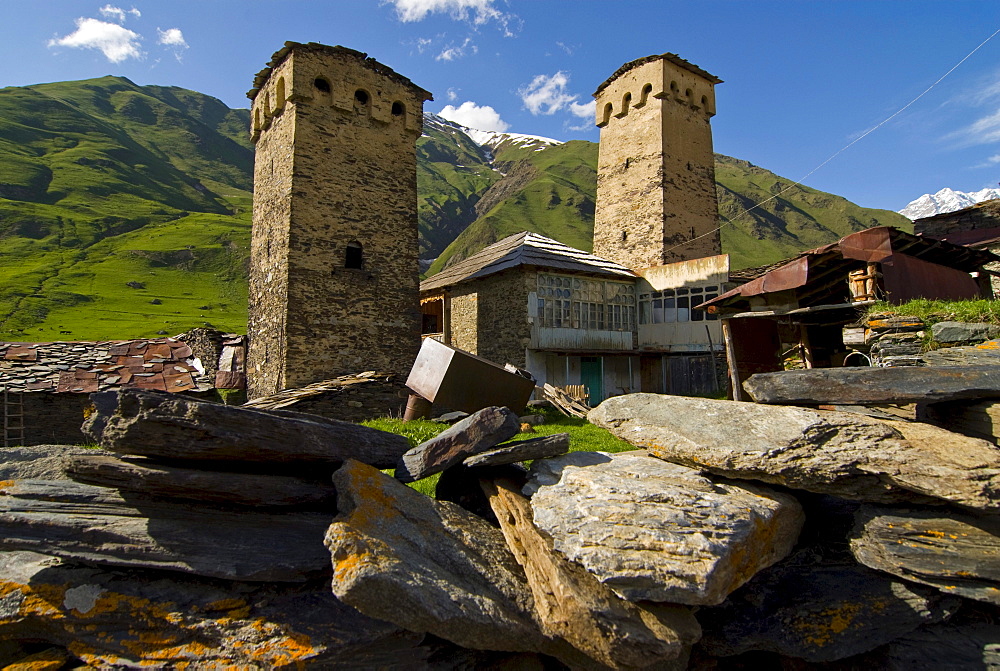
left=394, top=406, right=520, bottom=482
left=850, top=506, right=1000, bottom=605
left=463, top=433, right=570, bottom=468
left=84, top=388, right=409, bottom=469
left=326, top=459, right=551, bottom=655
left=526, top=451, right=804, bottom=606
left=66, top=454, right=337, bottom=509
left=0, top=479, right=331, bottom=582
left=697, top=559, right=961, bottom=662
left=0, top=550, right=426, bottom=669
left=589, top=393, right=1000, bottom=510
left=743, top=366, right=1000, bottom=405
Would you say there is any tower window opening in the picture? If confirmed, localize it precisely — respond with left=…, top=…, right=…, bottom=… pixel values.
left=638, top=83, right=653, bottom=106
left=621, top=230, right=628, bottom=242
left=355, top=89, right=370, bottom=105
left=314, top=77, right=331, bottom=93
left=391, top=101, right=405, bottom=116
left=599, top=102, right=613, bottom=126
left=622, top=92, right=632, bottom=112
left=345, top=241, right=364, bottom=269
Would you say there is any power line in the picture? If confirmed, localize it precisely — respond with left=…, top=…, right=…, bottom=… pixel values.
left=662, top=25, right=1000, bottom=257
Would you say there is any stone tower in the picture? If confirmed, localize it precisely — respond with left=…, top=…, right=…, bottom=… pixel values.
left=246, top=42, right=432, bottom=398
left=592, top=53, right=722, bottom=269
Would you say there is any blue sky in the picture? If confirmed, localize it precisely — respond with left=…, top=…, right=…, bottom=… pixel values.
left=4, top=0, right=1000, bottom=212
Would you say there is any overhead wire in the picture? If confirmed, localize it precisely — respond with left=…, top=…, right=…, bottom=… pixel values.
left=661, top=25, right=1000, bottom=257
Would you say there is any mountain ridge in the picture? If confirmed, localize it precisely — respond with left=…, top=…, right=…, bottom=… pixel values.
left=898, top=186, right=1000, bottom=220
left=0, top=77, right=911, bottom=340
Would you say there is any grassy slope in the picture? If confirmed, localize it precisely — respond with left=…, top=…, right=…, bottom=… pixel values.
left=427, top=145, right=911, bottom=275
left=0, top=76, right=252, bottom=340
left=0, top=77, right=914, bottom=340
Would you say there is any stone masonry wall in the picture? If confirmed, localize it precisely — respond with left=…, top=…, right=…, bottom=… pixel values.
left=446, top=269, right=533, bottom=368
left=247, top=44, right=430, bottom=398
left=593, top=56, right=720, bottom=269
left=247, top=52, right=294, bottom=399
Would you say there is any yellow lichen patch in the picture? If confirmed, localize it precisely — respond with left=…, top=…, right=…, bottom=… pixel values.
left=205, top=598, right=247, bottom=612
left=3, top=646, right=72, bottom=670
left=332, top=549, right=372, bottom=582
left=977, top=341, right=1000, bottom=350
left=3, top=580, right=69, bottom=620
left=918, top=530, right=947, bottom=539
left=241, top=620, right=317, bottom=667
left=793, top=600, right=872, bottom=647
left=0, top=480, right=14, bottom=494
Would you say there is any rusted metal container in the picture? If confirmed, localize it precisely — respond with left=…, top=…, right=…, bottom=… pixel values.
left=405, top=338, right=535, bottom=415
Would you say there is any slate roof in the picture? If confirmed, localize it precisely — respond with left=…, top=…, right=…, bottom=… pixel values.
left=421, top=232, right=637, bottom=292
left=0, top=338, right=214, bottom=394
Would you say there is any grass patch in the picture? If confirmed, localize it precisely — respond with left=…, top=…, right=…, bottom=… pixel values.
left=865, top=299, right=1000, bottom=326
left=364, top=408, right=636, bottom=498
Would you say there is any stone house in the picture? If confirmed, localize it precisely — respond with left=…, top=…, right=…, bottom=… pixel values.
left=0, top=331, right=245, bottom=446
left=421, top=51, right=729, bottom=402
left=420, top=232, right=728, bottom=403
left=699, top=226, right=998, bottom=397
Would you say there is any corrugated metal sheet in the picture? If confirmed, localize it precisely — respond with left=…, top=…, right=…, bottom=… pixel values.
left=531, top=327, right=634, bottom=351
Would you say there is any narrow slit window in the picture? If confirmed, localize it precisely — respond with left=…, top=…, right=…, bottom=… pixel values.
left=345, top=241, right=363, bottom=269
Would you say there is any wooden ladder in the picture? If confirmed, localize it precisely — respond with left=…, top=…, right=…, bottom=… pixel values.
left=3, top=391, right=25, bottom=447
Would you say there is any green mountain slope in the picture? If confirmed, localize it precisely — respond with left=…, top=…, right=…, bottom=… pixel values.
left=425, top=132, right=910, bottom=274
left=0, top=76, right=252, bottom=340
left=0, top=78, right=911, bottom=340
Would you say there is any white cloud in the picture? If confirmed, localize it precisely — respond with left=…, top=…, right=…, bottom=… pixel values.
left=569, top=100, right=595, bottom=119
left=48, top=17, right=143, bottom=63
left=973, top=154, right=1000, bottom=168
left=98, top=5, right=139, bottom=23
left=519, top=71, right=580, bottom=115
left=436, top=37, right=476, bottom=62
left=388, top=0, right=516, bottom=35
left=438, top=101, right=509, bottom=132
left=953, top=108, right=1000, bottom=146
left=157, top=28, right=187, bottom=47
left=446, top=87, right=459, bottom=101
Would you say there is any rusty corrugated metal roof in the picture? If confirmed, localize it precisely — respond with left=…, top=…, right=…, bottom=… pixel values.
left=0, top=338, right=215, bottom=394
left=699, top=226, right=999, bottom=312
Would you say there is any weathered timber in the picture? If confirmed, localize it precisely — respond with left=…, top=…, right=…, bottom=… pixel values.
left=66, top=455, right=337, bottom=508
left=527, top=451, right=804, bottom=605
left=0, top=480, right=330, bottom=582
left=0, top=550, right=429, bottom=668
left=395, top=405, right=519, bottom=482
left=589, top=393, right=1000, bottom=509
left=697, top=558, right=961, bottom=662
left=436, top=463, right=527, bottom=524
left=482, top=477, right=700, bottom=670
left=850, top=506, right=1000, bottom=605
left=743, top=366, right=1000, bottom=405
left=463, top=433, right=570, bottom=468
left=325, top=460, right=551, bottom=655
left=84, top=388, right=409, bottom=468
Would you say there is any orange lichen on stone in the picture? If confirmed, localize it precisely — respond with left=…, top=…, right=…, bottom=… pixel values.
left=977, top=341, right=1000, bottom=350
left=794, top=599, right=879, bottom=647
left=2, top=646, right=72, bottom=670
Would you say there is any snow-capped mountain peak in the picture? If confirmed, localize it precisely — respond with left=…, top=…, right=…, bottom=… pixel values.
left=899, top=187, right=1000, bottom=220
left=424, top=113, right=563, bottom=154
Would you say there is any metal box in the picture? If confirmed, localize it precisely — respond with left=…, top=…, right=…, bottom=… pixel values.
left=406, top=338, right=535, bottom=415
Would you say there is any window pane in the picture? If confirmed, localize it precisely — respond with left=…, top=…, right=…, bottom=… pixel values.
left=663, top=297, right=676, bottom=323
left=652, top=299, right=663, bottom=324
left=677, top=296, right=689, bottom=322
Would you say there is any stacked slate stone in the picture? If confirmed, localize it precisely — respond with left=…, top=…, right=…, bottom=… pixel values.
left=0, top=388, right=535, bottom=667
left=3, top=383, right=999, bottom=668
left=328, top=392, right=1000, bottom=668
